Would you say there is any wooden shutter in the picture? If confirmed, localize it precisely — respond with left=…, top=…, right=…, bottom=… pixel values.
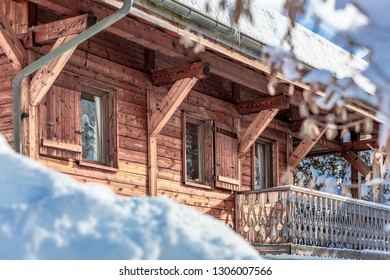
left=39, top=85, right=81, bottom=160
left=214, top=122, right=240, bottom=191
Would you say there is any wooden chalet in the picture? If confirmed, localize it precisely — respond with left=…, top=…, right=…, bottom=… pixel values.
left=0, top=0, right=389, bottom=259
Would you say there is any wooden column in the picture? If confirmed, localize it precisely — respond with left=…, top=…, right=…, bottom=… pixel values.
left=147, top=62, right=209, bottom=196
left=348, top=132, right=362, bottom=198
left=147, top=90, right=157, bottom=197
left=285, top=134, right=294, bottom=184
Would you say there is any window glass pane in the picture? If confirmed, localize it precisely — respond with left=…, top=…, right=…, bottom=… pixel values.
left=81, top=94, right=103, bottom=162
left=186, top=122, right=202, bottom=181
left=255, top=142, right=269, bottom=189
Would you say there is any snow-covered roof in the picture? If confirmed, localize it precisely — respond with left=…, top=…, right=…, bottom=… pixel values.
left=0, top=135, right=260, bottom=260
left=176, top=0, right=367, bottom=78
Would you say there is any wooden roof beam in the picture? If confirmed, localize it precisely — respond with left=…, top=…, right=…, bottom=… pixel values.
left=151, top=61, right=209, bottom=86
left=342, top=137, right=379, bottom=152
left=342, top=151, right=371, bottom=177
left=238, top=109, right=279, bottom=156
left=0, top=9, right=26, bottom=70
left=28, top=0, right=81, bottom=17
left=150, top=77, right=199, bottom=137
left=288, top=127, right=327, bottom=169
left=238, top=95, right=290, bottom=115
left=24, top=13, right=96, bottom=47
left=30, top=35, right=77, bottom=107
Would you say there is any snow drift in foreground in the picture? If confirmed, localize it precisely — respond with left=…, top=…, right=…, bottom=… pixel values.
left=0, top=135, right=260, bottom=260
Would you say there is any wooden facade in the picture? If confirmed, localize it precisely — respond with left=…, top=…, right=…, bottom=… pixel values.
left=0, top=0, right=388, bottom=259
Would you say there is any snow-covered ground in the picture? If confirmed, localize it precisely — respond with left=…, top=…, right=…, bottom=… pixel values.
left=0, top=135, right=261, bottom=260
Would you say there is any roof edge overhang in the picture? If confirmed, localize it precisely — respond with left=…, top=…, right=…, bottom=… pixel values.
left=98, top=0, right=381, bottom=123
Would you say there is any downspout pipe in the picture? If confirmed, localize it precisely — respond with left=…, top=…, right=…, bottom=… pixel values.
left=12, top=0, right=133, bottom=153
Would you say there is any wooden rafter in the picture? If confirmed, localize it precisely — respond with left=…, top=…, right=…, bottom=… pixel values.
left=24, top=14, right=96, bottom=47
left=342, top=151, right=371, bottom=177
left=342, top=137, right=379, bottom=152
left=0, top=9, right=26, bottom=70
left=238, top=95, right=290, bottom=115
left=238, top=109, right=279, bottom=155
left=30, top=35, right=77, bottom=106
left=151, top=61, right=209, bottom=86
left=28, top=0, right=80, bottom=17
left=288, top=127, right=327, bottom=169
left=150, top=77, right=198, bottom=137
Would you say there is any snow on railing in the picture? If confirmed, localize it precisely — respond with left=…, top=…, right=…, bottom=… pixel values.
left=236, top=185, right=390, bottom=252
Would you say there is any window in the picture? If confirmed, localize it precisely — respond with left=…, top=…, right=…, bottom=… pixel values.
left=79, top=86, right=118, bottom=169
left=182, top=112, right=240, bottom=190
left=185, top=120, right=203, bottom=182
left=183, top=115, right=213, bottom=187
left=253, top=140, right=273, bottom=190
left=39, top=79, right=118, bottom=170
left=81, top=92, right=106, bottom=163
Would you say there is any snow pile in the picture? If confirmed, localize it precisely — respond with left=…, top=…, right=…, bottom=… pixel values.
left=177, top=0, right=366, bottom=78
left=0, top=135, right=260, bottom=260
left=320, top=177, right=338, bottom=195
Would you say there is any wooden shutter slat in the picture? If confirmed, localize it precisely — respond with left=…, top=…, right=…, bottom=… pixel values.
left=214, top=121, right=240, bottom=191
left=39, top=84, right=81, bottom=160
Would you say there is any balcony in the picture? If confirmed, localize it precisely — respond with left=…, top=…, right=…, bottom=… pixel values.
left=236, top=185, right=390, bottom=259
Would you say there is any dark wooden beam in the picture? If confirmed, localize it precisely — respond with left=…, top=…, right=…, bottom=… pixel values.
left=342, top=151, right=371, bottom=177
left=291, top=120, right=302, bottom=133
left=288, top=127, right=327, bottom=169
left=342, top=137, right=379, bottom=152
left=145, top=49, right=155, bottom=73
left=151, top=61, right=209, bottom=86
left=28, top=0, right=81, bottom=16
left=24, top=13, right=95, bottom=47
left=0, top=9, right=26, bottom=70
left=232, top=82, right=240, bottom=104
left=238, top=95, right=290, bottom=115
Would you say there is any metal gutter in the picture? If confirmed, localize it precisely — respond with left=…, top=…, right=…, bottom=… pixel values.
left=12, top=0, right=134, bottom=154
left=138, top=0, right=265, bottom=56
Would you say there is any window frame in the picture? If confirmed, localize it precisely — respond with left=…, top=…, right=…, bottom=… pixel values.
left=252, top=138, right=274, bottom=190
left=182, top=112, right=213, bottom=189
left=81, top=90, right=108, bottom=165
left=79, top=83, right=118, bottom=170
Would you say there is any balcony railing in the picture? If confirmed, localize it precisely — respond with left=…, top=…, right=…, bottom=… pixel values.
left=236, top=185, right=390, bottom=252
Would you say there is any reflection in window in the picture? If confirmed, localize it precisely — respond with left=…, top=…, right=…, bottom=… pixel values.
left=81, top=92, right=104, bottom=163
left=186, top=122, right=202, bottom=182
left=255, top=141, right=272, bottom=189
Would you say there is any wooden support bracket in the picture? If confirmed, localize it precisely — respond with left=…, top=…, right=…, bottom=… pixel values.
left=152, top=61, right=209, bottom=86
left=238, top=95, right=290, bottom=115
left=0, top=9, right=26, bottom=70
left=30, top=35, right=77, bottom=106
left=150, top=77, right=199, bottom=137
left=238, top=109, right=279, bottom=156
left=24, top=13, right=96, bottom=47
left=288, top=127, right=327, bottom=169
left=342, top=151, right=371, bottom=177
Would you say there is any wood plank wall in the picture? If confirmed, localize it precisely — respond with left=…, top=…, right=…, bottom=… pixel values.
left=0, top=0, right=23, bottom=146
left=0, top=2, right=291, bottom=228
